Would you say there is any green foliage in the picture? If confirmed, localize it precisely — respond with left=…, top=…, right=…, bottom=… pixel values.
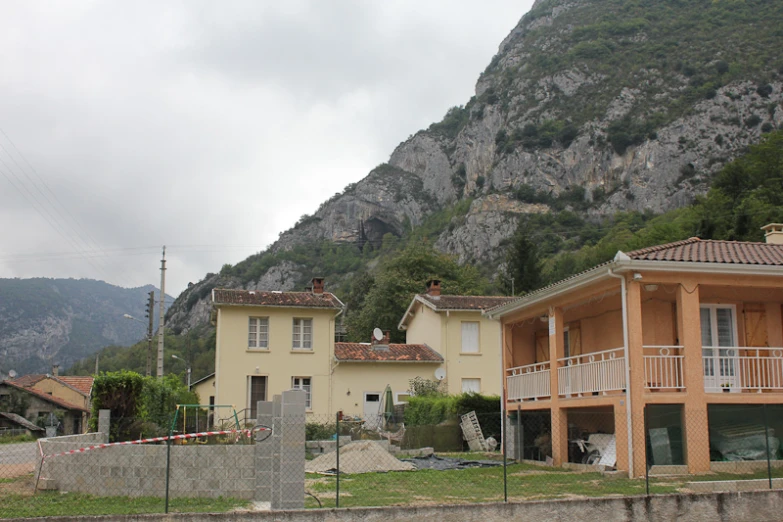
left=2, top=389, right=31, bottom=417
left=404, top=395, right=456, bottom=426
left=344, top=243, right=489, bottom=343
left=305, top=422, right=336, bottom=441
left=140, top=375, right=198, bottom=431
left=428, top=106, right=470, bottom=139
left=0, top=434, right=36, bottom=444
left=496, top=120, right=578, bottom=154
left=501, top=221, right=543, bottom=296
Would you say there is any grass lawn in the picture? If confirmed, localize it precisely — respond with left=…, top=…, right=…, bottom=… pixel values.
left=305, top=461, right=684, bottom=508
left=0, top=475, right=250, bottom=519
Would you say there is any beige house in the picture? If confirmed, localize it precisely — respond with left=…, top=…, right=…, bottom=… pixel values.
left=398, top=280, right=516, bottom=396
left=212, top=278, right=343, bottom=421
left=487, top=228, right=783, bottom=477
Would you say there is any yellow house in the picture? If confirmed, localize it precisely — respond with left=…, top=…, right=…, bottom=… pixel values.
left=10, top=370, right=92, bottom=433
left=398, top=280, right=516, bottom=397
left=212, top=278, right=343, bottom=421
left=332, top=337, right=443, bottom=421
left=487, top=228, right=783, bottom=477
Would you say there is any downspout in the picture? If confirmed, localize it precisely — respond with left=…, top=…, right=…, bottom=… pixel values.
left=607, top=268, right=634, bottom=478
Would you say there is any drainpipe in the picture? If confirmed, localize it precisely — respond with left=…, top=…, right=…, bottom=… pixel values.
left=608, top=268, right=634, bottom=479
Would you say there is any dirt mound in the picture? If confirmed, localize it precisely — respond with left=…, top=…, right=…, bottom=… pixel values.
left=306, top=441, right=414, bottom=474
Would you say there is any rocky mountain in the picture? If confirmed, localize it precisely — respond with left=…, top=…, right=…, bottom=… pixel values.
left=0, top=278, right=170, bottom=376
left=167, top=0, right=783, bottom=333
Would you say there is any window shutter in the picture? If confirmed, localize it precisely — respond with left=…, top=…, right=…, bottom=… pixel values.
left=461, top=322, right=479, bottom=353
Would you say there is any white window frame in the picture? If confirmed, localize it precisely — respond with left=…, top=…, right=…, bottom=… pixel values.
left=292, top=318, right=313, bottom=350
left=248, top=316, right=269, bottom=349
left=291, top=377, right=312, bottom=410
left=461, top=378, right=481, bottom=394
left=461, top=321, right=480, bottom=354
left=700, top=304, right=740, bottom=390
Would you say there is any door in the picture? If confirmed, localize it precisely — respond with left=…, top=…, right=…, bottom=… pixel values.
left=363, top=392, right=382, bottom=429
left=248, top=376, right=267, bottom=420
left=700, top=305, right=739, bottom=391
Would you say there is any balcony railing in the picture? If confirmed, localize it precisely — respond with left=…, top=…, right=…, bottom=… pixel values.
left=506, top=362, right=551, bottom=401
left=644, top=345, right=685, bottom=391
left=557, top=347, right=626, bottom=397
left=703, top=347, right=783, bottom=392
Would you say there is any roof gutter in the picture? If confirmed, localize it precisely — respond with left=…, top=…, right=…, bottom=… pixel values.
left=333, top=359, right=444, bottom=364
left=607, top=266, right=634, bottom=479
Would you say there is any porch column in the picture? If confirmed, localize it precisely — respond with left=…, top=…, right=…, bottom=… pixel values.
left=627, top=280, right=647, bottom=477
left=548, top=307, right=568, bottom=466
left=765, top=302, right=783, bottom=347
left=677, top=280, right=710, bottom=473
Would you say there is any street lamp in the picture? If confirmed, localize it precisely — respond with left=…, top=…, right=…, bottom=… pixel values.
left=171, top=354, right=191, bottom=388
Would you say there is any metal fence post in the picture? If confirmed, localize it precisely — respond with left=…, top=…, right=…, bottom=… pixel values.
left=335, top=413, right=340, bottom=508
left=763, top=404, right=773, bottom=489
left=516, top=409, right=522, bottom=462
left=644, top=405, right=650, bottom=496
left=502, top=411, right=508, bottom=503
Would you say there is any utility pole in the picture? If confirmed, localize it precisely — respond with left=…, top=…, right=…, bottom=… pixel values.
left=145, top=290, right=155, bottom=377
left=157, top=246, right=166, bottom=378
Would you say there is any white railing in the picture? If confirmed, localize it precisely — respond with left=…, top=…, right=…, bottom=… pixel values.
left=557, top=347, right=626, bottom=397
left=506, top=362, right=551, bottom=401
left=703, top=347, right=783, bottom=392
left=644, top=345, right=685, bottom=390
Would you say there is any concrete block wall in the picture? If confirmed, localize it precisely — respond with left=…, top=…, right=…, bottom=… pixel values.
left=42, top=444, right=256, bottom=499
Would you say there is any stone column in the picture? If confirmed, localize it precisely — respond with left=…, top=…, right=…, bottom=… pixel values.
left=98, top=409, right=111, bottom=443
left=275, top=389, right=306, bottom=510
left=254, top=400, right=274, bottom=503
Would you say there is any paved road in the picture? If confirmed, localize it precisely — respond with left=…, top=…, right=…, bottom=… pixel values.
left=0, top=442, right=38, bottom=465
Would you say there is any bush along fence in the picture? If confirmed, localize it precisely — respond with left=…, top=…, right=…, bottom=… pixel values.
left=3, top=399, right=783, bottom=517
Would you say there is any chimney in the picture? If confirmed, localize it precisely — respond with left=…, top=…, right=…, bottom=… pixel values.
left=371, top=330, right=390, bottom=350
left=426, top=279, right=441, bottom=297
left=52, top=364, right=59, bottom=377
left=311, top=277, right=325, bottom=294
left=761, top=223, right=783, bottom=245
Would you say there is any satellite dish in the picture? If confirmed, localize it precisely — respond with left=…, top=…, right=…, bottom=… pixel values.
left=8, top=370, right=17, bottom=378
left=373, top=328, right=384, bottom=341
left=434, top=368, right=446, bottom=381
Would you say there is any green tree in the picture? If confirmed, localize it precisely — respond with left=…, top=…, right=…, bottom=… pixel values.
left=501, top=222, right=543, bottom=295
left=345, top=243, right=488, bottom=343
left=89, top=370, right=145, bottom=441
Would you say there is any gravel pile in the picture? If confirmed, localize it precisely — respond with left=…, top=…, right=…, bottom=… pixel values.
left=305, top=441, right=415, bottom=474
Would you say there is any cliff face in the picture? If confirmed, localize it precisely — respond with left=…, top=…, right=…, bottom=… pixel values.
left=0, top=278, right=169, bottom=376
left=167, top=0, right=783, bottom=332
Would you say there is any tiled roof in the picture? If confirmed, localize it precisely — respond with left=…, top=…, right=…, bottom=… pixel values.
left=1, top=381, right=89, bottom=412
left=418, top=295, right=517, bottom=311
left=11, top=374, right=92, bottom=397
left=626, top=237, right=783, bottom=265
left=0, top=412, right=44, bottom=432
left=57, top=376, right=94, bottom=396
left=212, top=289, right=343, bottom=309
left=335, top=343, right=444, bottom=363
left=9, top=374, right=46, bottom=388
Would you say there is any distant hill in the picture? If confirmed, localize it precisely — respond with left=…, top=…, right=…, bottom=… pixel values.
left=0, top=278, right=171, bottom=375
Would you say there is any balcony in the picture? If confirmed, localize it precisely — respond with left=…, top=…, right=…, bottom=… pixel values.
left=644, top=345, right=685, bottom=391
left=557, top=347, right=626, bottom=397
left=506, top=362, right=550, bottom=401
left=703, top=347, right=783, bottom=393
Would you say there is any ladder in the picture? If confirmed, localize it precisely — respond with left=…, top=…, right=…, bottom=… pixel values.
left=460, top=411, right=488, bottom=451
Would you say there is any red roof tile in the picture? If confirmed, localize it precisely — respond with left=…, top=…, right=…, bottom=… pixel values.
left=1, top=381, right=89, bottom=412
left=418, top=295, right=517, bottom=311
left=335, top=343, right=444, bottom=363
left=58, top=377, right=94, bottom=396
left=626, top=237, right=783, bottom=265
left=213, top=289, right=343, bottom=309
left=9, top=375, right=46, bottom=388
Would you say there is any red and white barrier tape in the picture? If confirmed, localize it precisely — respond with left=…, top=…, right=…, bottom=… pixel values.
left=44, top=427, right=270, bottom=460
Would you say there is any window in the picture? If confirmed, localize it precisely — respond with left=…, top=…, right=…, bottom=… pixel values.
left=462, top=378, right=481, bottom=394
left=700, top=305, right=738, bottom=388
left=292, top=377, right=312, bottom=410
left=248, top=376, right=267, bottom=420
left=248, top=317, right=269, bottom=349
left=563, top=328, right=571, bottom=359
left=292, top=318, right=313, bottom=350
left=461, top=322, right=480, bottom=353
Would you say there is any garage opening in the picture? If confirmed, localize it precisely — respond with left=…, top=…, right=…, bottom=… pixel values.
left=566, top=406, right=615, bottom=466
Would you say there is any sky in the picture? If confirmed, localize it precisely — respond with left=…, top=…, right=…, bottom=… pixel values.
left=0, top=1, right=534, bottom=297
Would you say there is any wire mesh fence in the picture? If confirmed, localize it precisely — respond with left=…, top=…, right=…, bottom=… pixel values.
left=2, top=403, right=783, bottom=517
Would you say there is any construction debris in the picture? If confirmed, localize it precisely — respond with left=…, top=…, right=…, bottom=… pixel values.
left=305, top=441, right=415, bottom=474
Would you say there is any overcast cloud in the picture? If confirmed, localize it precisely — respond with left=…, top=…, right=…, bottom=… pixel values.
left=0, top=1, right=533, bottom=296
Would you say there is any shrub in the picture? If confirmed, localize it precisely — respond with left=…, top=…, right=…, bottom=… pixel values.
left=761, top=122, right=774, bottom=133
left=306, top=422, right=336, bottom=441
left=404, top=395, right=456, bottom=425
left=745, top=114, right=762, bottom=128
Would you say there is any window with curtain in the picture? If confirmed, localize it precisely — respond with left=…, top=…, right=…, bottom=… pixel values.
left=292, top=318, right=313, bottom=350
left=461, top=378, right=481, bottom=393
left=461, top=322, right=480, bottom=353
left=248, top=317, right=269, bottom=349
